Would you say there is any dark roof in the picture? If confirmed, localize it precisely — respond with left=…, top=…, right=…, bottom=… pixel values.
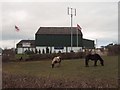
left=36, top=27, right=82, bottom=35
left=17, top=40, right=35, bottom=45
left=17, top=40, right=35, bottom=48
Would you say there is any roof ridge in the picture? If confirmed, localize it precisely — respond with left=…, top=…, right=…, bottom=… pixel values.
left=36, top=27, right=82, bottom=35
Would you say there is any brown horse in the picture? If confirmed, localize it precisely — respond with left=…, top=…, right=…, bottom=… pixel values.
left=85, top=53, right=104, bottom=67
left=51, top=56, right=61, bottom=68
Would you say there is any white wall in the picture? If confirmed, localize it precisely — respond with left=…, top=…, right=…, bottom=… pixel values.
left=17, top=48, right=23, bottom=54
left=17, top=48, right=35, bottom=54
left=17, top=46, right=83, bottom=54
left=36, top=46, right=83, bottom=53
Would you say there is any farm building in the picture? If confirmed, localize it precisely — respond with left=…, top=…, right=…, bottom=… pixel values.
left=83, top=39, right=95, bottom=49
left=16, top=40, right=35, bottom=54
left=35, top=27, right=94, bottom=53
left=16, top=27, right=94, bottom=54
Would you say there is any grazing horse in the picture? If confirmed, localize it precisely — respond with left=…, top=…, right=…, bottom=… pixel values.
left=85, top=53, right=104, bottom=67
left=52, top=56, right=61, bottom=68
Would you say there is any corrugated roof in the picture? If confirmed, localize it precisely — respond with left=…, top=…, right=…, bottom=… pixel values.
left=36, top=27, right=82, bottom=35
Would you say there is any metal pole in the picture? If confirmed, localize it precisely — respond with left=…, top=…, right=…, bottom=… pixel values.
left=71, top=8, right=73, bottom=51
left=96, top=39, right=97, bottom=48
left=77, top=28, right=78, bottom=47
left=68, top=7, right=76, bottom=52
left=14, top=26, right=16, bottom=50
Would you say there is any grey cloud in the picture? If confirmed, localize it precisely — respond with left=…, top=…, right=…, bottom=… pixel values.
left=1, top=2, right=118, bottom=48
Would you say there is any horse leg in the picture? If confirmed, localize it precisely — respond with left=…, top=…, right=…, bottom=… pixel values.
left=58, top=59, right=61, bottom=67
left=52, top=64, right=54, bottom=68
left=59, top=62, right=61, bottom=67
left=94, top=60, right=97, bottom=66
left=100, top=59, right=104, bottom=66
left=85, top=59, right=89, bottom=67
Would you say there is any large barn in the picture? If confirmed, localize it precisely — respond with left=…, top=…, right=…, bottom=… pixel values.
left=16, top=27, right=94, bottom=54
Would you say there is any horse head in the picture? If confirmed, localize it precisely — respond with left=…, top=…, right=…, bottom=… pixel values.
left=57, top=56, right=61, bottom=60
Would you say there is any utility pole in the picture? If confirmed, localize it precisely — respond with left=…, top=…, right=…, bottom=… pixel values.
left=67, top=7, right=76, bottom=51
left=96, top=39, right=97, bottom=48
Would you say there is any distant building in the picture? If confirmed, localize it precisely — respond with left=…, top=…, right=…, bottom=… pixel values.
left=16, top=27, right=94, bottom=54
left=0, top=48, right=2, bottom=55
left=83, top=39, right=95, bottom=49
left=2, top=48, right=15, bottom=57
left=16, top=40, right=35, bottom=54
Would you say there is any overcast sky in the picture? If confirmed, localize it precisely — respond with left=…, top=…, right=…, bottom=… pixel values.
left=0, top=1, right=118, bottom=49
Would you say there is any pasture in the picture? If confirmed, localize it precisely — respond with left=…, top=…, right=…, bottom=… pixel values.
left=2, top=55, right=118, bottom=88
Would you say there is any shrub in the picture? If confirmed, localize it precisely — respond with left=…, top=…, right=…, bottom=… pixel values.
left=27, top=52, right=85, bottom=61
left=2, top=55, right=10, bottom=62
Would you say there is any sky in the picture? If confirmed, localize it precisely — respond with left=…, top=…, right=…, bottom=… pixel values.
left=0, top=0, right=119, bottom=49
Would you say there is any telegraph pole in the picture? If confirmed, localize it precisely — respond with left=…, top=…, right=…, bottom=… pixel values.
left=68, top=7, right=76, bottom=51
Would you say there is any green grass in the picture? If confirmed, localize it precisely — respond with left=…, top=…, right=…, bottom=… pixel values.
left=2, top=55, right=118, bottom=88
left=3, top=56, right=118, bottom=79
left=15, top=54, right=29, bottom=59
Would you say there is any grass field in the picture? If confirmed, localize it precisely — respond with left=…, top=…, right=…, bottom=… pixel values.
left=2, top=55, right=118, bottom=88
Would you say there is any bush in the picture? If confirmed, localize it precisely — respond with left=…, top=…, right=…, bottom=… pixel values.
left=106, top=44, right=120, bottom=56
left=2, top=55, right=10, bottom=62
left=26, top=52, right=85, bottom=61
